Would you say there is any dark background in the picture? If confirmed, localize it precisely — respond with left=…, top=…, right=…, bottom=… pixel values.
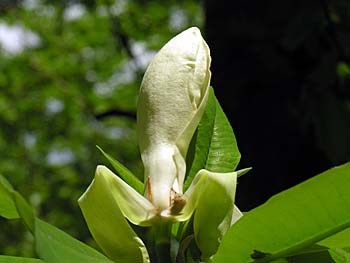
left=205, top=0, right=350, bottom=209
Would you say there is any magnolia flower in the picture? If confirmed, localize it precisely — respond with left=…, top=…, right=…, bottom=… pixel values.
left=78, top=27, right=244, bottom=263
left=137, top=26, right=211, bottom=211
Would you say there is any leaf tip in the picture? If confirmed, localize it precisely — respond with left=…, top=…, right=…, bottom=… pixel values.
left=236, top=167, right=252, bottom=178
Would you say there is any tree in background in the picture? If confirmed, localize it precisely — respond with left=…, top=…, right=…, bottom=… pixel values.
left=205, top=0, right=350, bottom=209
left=0, top=0, right=203, bottom=256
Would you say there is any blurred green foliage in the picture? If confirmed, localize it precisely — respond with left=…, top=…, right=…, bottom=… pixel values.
left=0, top=0, right=204, bottom=257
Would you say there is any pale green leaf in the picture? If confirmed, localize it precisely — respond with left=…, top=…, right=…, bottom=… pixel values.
left=212, top=163, right=350, bottom=263
left=35, top=218, right=113, bottom=263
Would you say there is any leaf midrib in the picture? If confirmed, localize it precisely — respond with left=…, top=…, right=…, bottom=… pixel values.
left=255, top=222, right=350, bottom=262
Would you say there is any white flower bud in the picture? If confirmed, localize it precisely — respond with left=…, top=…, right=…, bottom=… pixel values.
left=137, top=27, right=211, bottom=210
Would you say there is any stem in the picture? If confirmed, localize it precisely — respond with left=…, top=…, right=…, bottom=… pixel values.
left=154, top=222, right=172, bottom=263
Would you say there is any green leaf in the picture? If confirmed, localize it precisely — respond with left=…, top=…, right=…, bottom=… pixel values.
left=0, top=175, right=35, bottom=232
left=289, top=244, right=329, bottom=256
left=0, top=256, right=44, bottom=263
left=212, top=163, right=350, bottom=263
left=35, top=218, right=113, bottom=263
left=96, top=145, right=144, bottom=194
left=329, top=248, right=350, bottom=263
left=0, top=175, right=19, bottom=219
left=318, top=228, right=350, bottom=249
left=271, top=258, right=288, bottom=263
left=78, top=165, right=151, bottom=263
left=13, top=191, right=35, bottom=233
left=184, top=88, right=241, bottom=190
left=270, top=259, right=289, bottom=263
left=287, top=251, right=334, bottom=263
left=313, top=229, right=350, bottom=263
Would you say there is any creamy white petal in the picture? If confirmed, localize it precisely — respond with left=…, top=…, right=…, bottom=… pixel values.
left=78, top=166, right=151, bottom=262
left=137, top=27, right=211, bottom=210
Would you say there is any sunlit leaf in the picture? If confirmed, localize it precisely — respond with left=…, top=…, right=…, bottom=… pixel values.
left=184, top=88, right=240, bottom=190
left=318, top=228, right=350, bottom=249
left=213, top=163, right=350, bottom=263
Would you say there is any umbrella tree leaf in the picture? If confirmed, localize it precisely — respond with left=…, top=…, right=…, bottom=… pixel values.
left=0, top=256, right=45, bottom=263
left=318, top=228, right=350, bottom=249
left=212, top=163, right=350, bottom=263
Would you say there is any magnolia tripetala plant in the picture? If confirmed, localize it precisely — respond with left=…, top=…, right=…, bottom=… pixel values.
left=78, top=27, right=247, bottom=263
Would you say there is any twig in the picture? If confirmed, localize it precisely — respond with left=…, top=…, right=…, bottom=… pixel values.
left=95, top=109, right=136, bottom=120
